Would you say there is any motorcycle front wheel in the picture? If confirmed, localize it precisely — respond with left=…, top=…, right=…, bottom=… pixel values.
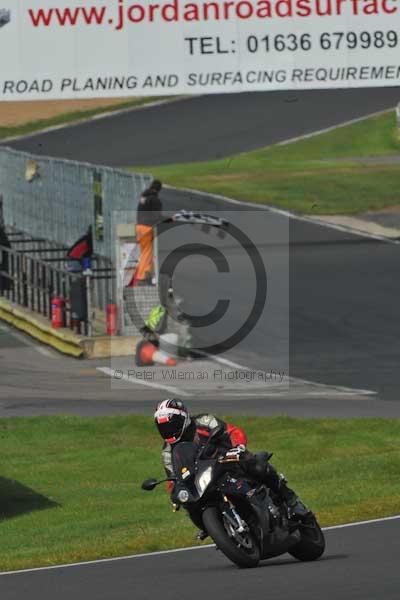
left=202, top=506, right=260, bottom=568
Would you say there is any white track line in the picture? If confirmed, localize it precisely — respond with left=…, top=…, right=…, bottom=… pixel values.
left=199, top=391, right=369, bottom=399
left=167, top=184, right=400, bottom=246
left=275, top=107, right=394, bottom=146
left=1, top=515, right=398, bottom=577
left=323, top=514, right=400, bottom=531
left=166, top=103, right=400, bottom=248
left=97, top=366, right=192, bottom=397
left=5, top=103, right=398, bottom=243
left=201, top=351, right=376, bottom=397
left=289, top=376, right=376, bottom=397
left=97, top=354, right=375, bottom=398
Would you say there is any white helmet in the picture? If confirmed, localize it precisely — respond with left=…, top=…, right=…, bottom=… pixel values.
left=154, top=398, right=190, bottom=444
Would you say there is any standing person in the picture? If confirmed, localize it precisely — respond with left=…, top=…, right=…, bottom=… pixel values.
left=133, top=179, right=163, bottom=286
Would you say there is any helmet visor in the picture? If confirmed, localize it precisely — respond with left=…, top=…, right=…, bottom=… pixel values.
left=156, top=413, right=186, bottom=443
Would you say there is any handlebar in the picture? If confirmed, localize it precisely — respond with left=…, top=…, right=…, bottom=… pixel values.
left=218, top=446, right=247, bottom=463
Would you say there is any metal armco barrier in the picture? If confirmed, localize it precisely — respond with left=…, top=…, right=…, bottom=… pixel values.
left=5, top=227, right=114, bottom=311
left=0, top=242, right=89, bottom=333
left=0, top=227, right=118, bottom=335
left=0, top=146, right=152, bottom=262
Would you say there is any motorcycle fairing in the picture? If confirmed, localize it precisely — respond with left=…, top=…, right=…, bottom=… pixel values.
left=218, top=477, right=300, bottom=558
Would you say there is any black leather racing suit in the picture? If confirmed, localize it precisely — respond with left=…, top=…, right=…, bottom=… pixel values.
left=161, top=414, right=299, bottom=508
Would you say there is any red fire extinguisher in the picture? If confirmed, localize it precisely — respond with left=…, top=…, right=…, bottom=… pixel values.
left=106, top=304, right=118, bottom=336
left=51, top=296, right=65, bottom=329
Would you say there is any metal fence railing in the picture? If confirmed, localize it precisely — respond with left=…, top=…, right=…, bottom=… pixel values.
left=0, top=148, right=157, bottom=336
left=0, top=146, right=152, bottom=262
left=0, top=242, right=86, bottom=331
left=5, top=227, right=115, bottom=309
left=0, top=237, right=116, bottom=336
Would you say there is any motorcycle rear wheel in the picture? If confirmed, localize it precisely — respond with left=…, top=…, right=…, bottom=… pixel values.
left=203, top=506, right=260, bottom=568
left=288, top=516, right=325, bottom=561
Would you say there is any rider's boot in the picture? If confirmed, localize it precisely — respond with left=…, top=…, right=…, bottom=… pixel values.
left=263, top=463, right=312, bottom=521
left=278, top=479, right=312, bottom=521
left=246, top=454, right=312, bottom=521
left=286, top=495, right=312, bottom=521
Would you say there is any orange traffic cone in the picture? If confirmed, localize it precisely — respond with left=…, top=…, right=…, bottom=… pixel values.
left=135, top=341, right=177, bottom=367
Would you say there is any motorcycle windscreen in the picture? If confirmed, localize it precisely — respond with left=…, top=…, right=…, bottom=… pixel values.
left=171, top=442, right=198, bottom=482
left=171, top=442, right=200, bottom=502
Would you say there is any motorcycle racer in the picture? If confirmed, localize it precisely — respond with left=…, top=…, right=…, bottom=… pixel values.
left=154, top=398, right=311, bottom=536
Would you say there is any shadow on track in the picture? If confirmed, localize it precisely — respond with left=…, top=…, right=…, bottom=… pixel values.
left=0, top=477, right=59, bottom=521
left=258, top=553, right=349, bottom=568
left=201, top=552, right=349, bottom=572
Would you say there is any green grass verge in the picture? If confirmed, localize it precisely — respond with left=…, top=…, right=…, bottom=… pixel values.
left=0, top=97, right=168, bottom=141
left=1, top=415, right=399, bottom=572
left=131, top=111, right=400, bottom=214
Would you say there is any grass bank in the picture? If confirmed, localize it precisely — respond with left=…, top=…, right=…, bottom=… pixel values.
left=1, top=415, right=399, bottom=572
left=0, top=97, right=167, bottom=141
left=132, top=111, right=400, bottom=214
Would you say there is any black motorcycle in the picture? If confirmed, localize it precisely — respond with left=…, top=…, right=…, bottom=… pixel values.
left=142, top=439, right=325, bottom=568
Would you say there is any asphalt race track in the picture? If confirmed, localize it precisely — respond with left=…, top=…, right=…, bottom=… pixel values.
left=1, top=87, right=400, bottom=413
left=5, top=87, right=400, bottom=166
left=1, top=519, right=399, bottom=600
left=1, top=324, right=399, bottom=417
left=1, top=195, right=400, bottom=416
left=1, top=86, right=400, bottom=599
left=162, top=188, right=400, bottom=402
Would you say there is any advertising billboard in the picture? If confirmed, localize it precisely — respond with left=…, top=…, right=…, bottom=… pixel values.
left=1, top=0, right=400, bottom=99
